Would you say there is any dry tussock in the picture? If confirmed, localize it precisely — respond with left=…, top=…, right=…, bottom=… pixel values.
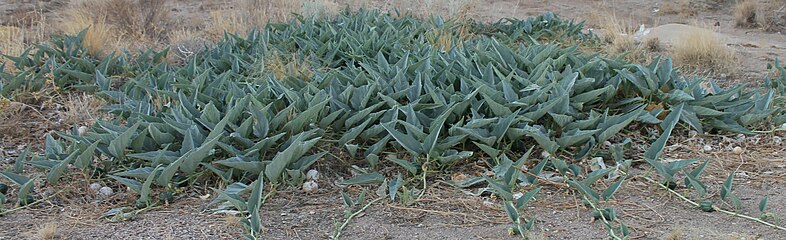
left=36, top=222, right=58, bottom=240
left=60, top=0, right=171, bottom=57
left=758, top=0, right=786, bottom=32
left=205, top=10, right=252, bottom=41
left=59, top=94, right=106, bottom=129
left=265, top=52, right=314, bottom=80
left=734, top=0, right=758, bottom=28
left=664, top=228, right=686, bottom=240
left=0, top=26, right=25, bottom=69
left=204, top=0, right=340, bottom=41
left=660, top=0, right=697, bottom=18
left=169, top=29, right=209, bottom=64
left=60, top=12, right=116, bottom=57
left=597, top=14, right=636, bottom=55
left=671, top=26, right=737, bottom=75
left=398, top=0, right=474, bottom=19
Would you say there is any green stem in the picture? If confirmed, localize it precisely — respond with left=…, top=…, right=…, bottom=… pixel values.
left=333, top=197, right=384, bottom=240
left=417, top=163, right=428, bottom=200
left=641, top=175, right=786, bottom=232
left=581, top=195, right=623, bottom=240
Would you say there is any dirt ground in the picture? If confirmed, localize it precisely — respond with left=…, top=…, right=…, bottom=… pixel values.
left=2, top=0, right=786, bottom=239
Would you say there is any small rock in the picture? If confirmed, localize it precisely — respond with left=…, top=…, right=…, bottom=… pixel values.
left=77, top=126, right=88, bottom=136
left=774, top=136, right=782, bottom=145
left=782, top=123, right=786, bottom=130
left=199, top=194, right=211, bottom=200
left=591, top=157, right=606, bottom=171
left=89, top=183, right=102, bottom=191
left=98, top=186, right=113, bottom=196
left=733, top=146, right=744, bottom=154
left=302, top=181, right=318, bottom=193
left=306, top=169, right=319, bottom=180
left=513, top=192, right=524, bottom=200
left=703, top=145, right=713, bottom=152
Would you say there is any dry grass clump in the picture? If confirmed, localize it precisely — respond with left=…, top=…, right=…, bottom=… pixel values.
left=597, top=15, right=637, bottom=54
left=302, top=0, right=342, bottom=19
left=664, top=228, right=686, bottom=240
left=59, top=94, right=106, bottom=129
left=36, top=222, right=58, bottom=240
left=205, top=10, right=252, bottom=41
left=671, top=26, right=736, bottom=75
left=734, top=0, right=758, bottom=28
left=398, top=0, right=474, bottom=19
left=758, top=0, right=786, bottom=32
left=60, top=12, right=116, bottom=57
left=60, top=0, right=171, bottom=56
left=0, top=26, right=25, bottom=69
left=265, top=52, right=314, bottom=80
left=588, top=12, right=663, bottom=64
left=168, top=29, right=209, bottom=64
left=660, top=0, right=698, bottom=18
left=204, top=0, right=340, bottom=41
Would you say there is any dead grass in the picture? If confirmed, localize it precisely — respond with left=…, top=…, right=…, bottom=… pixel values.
left=398, top=0, right=474, bottom=19
left=643, top=37, right=662, bottom=52
left=59, top=94, right=106, bottom=129
left=36, top=222, right=58, bottom=240
left=758, top=0, right=786, bottom=32
left=168, top=29, right=209, bottom=64
left=225, top=214, right=243, bottom=227
left=301, top=0, right=341, bottom=19
left=59, top=0, right=171, bottom=56
left=659, top=0, right=698, bottom=18
left=61, top=2, right=120, bottom=56
left=265, top=52, right=314, bottom=80
left=203, top=0, right=341, bottom=41
left=205, top=10, right=252, bottom=41
left=597, top=14, right=636, bottom=55
left=671, top=25, right=737, bottom=75
left=665, top=228, right=686, bottom=240
left=734, top=0, right=758, bottom=28
left=0, top=26, right=25, bottom=70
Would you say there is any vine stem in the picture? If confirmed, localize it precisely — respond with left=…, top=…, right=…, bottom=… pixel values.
left=332, top=197, right=384, bottom=240
left=640, top=175, right=786, bottom=232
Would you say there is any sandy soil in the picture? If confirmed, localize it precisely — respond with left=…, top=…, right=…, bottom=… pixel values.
left=2, top=0, right=786, bottom=239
